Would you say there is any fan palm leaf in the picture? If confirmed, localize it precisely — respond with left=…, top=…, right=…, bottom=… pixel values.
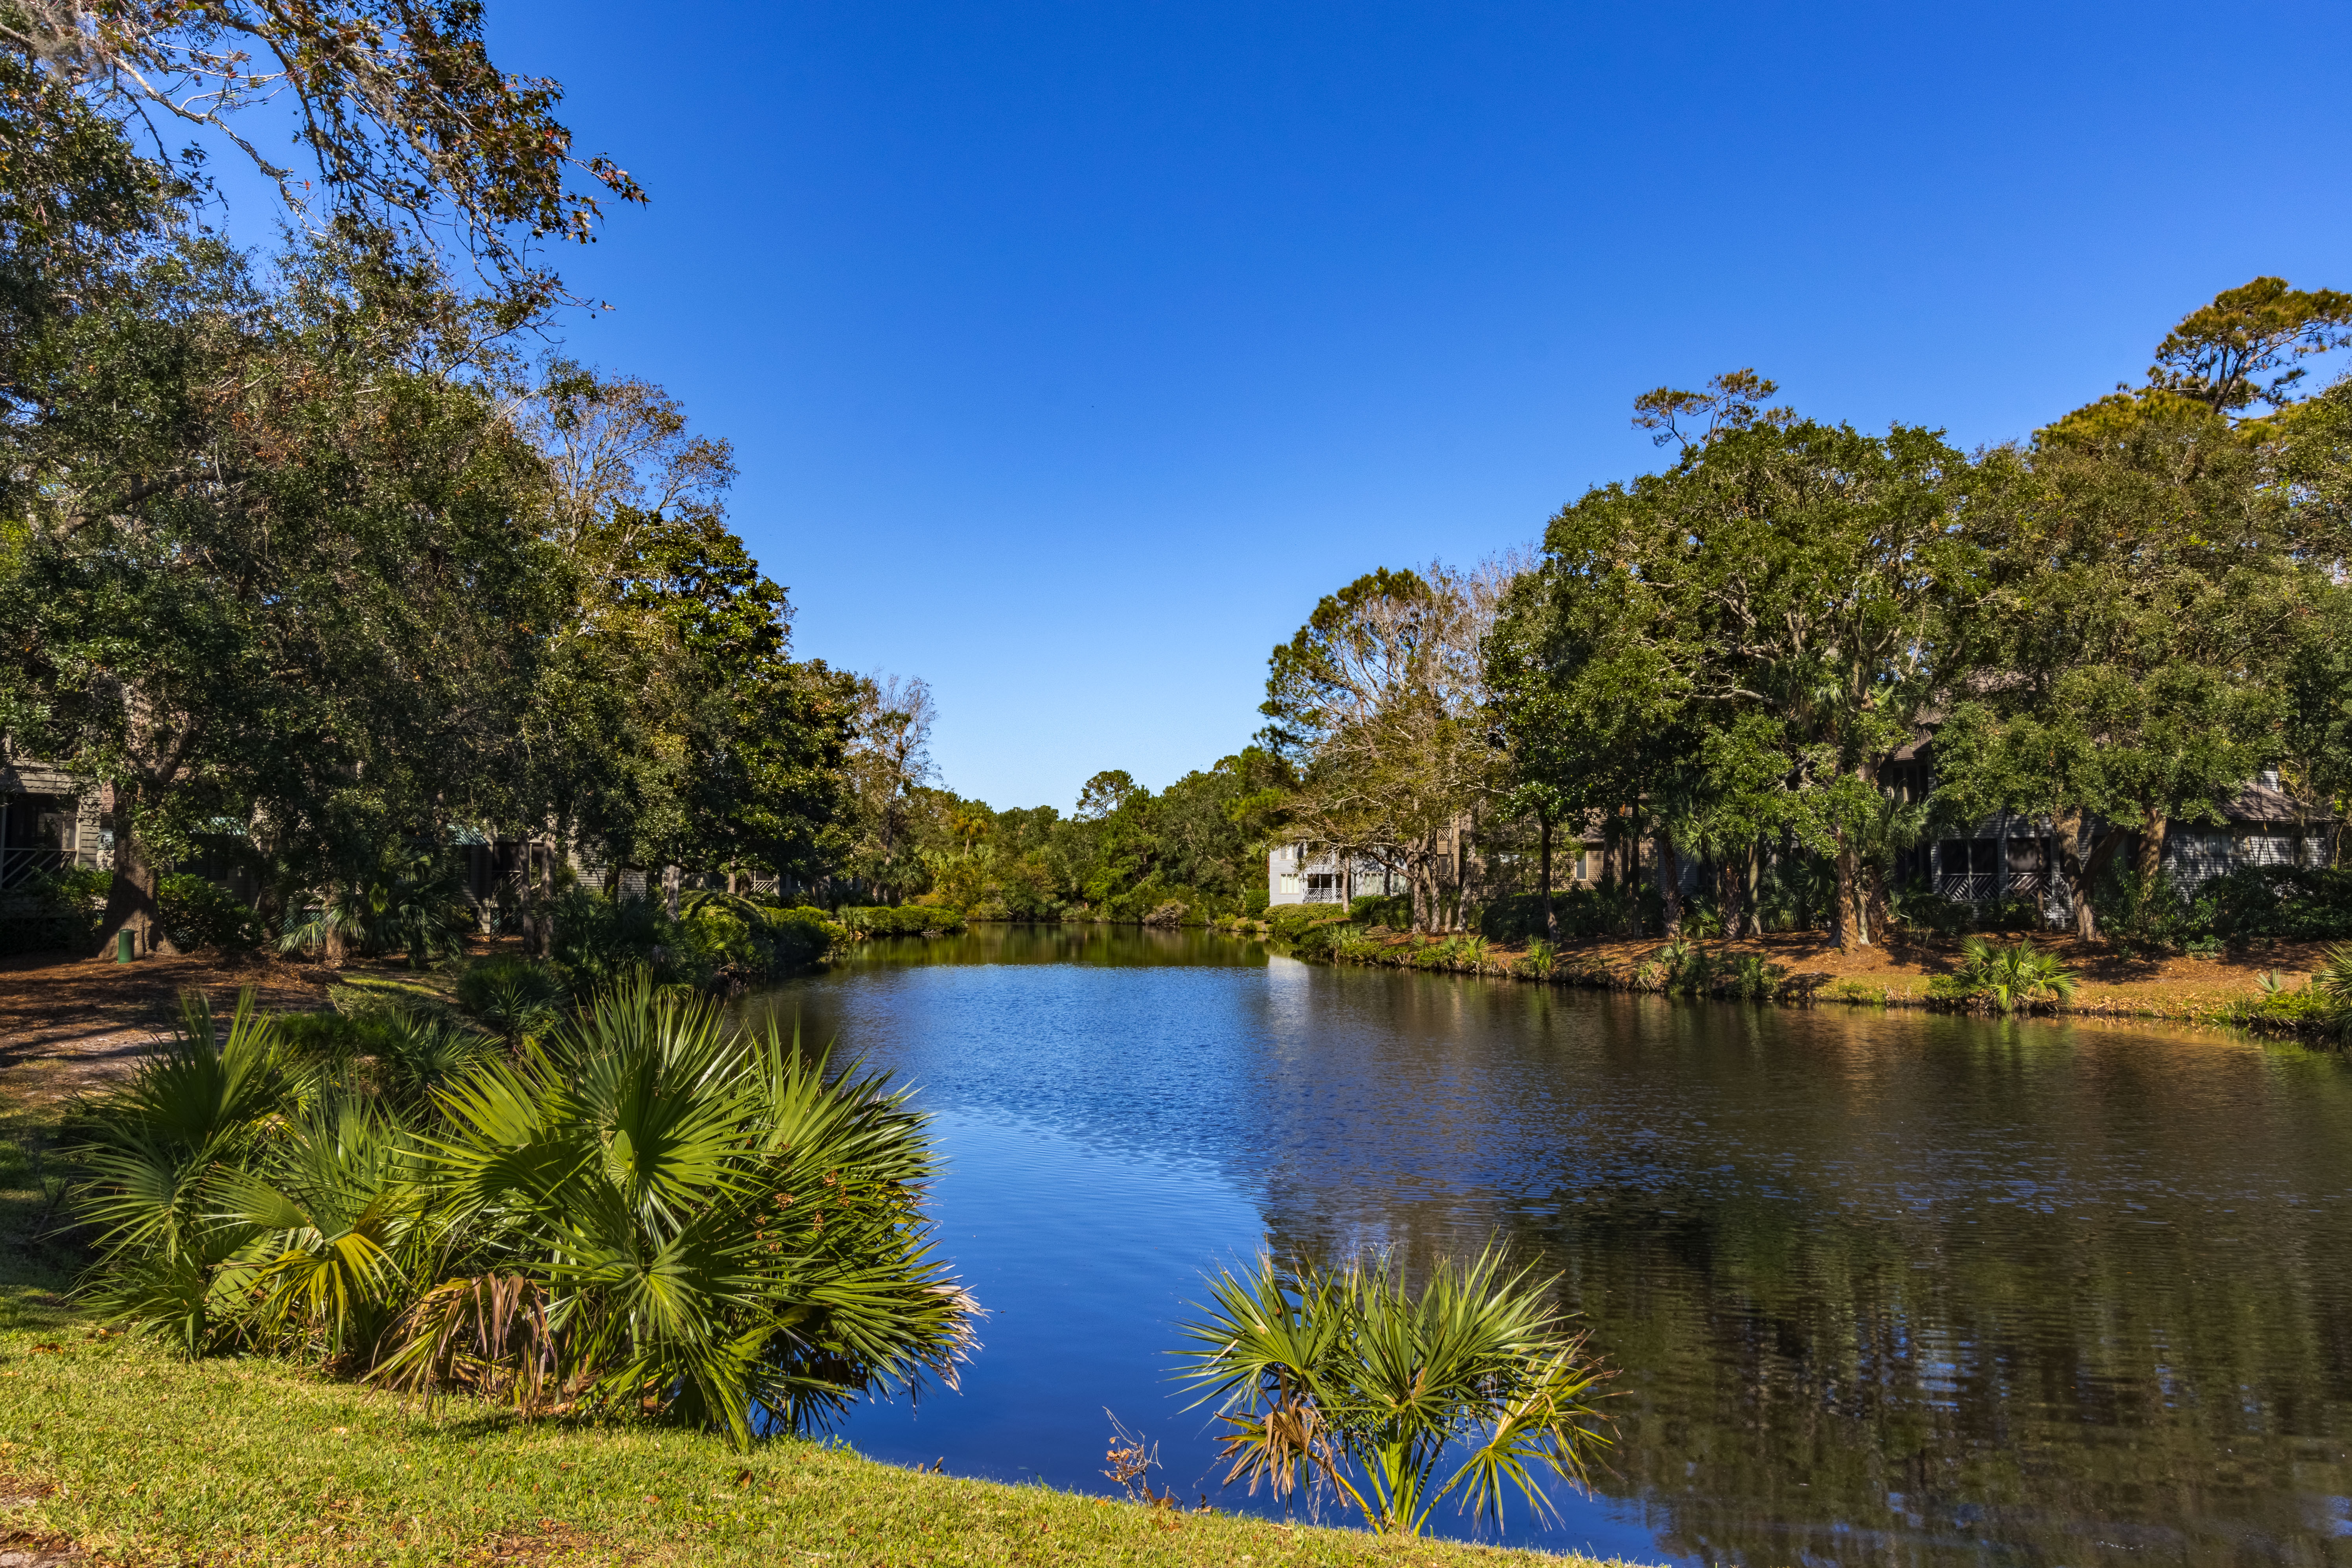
left=1177, top=1248, right=1611, bottom=1537
left=394, top=975, right=973, bottom=1448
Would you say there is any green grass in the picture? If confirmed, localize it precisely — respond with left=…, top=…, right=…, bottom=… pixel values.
left=0, top=1065, right=1629, bottom=1567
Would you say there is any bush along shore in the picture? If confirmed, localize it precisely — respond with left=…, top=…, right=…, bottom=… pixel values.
left=1250, top=901, right=2352, bottom=1039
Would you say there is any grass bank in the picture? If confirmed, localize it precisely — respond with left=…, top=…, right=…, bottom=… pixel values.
left=0, top=1310, right=1623, bottom=1567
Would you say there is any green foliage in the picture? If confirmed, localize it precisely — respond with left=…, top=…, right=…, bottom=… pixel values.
left=1350, top=892, right=1410, bottom=927
left=1175, top=1249, right=1611, bottom=1537
left=547, top=890, right=710, bottom=992
left=1477, top=884, right=1654, bottom=943
left=280, top=847, right=476, bottom=968
left=1265, top=903, right=1351, bottom=947
left=455, top=956, right=569, bottom=1048
left=838, top=904, right=967, bottom=940
left=1887, top=878, right=1972, bottom=938
left=155, top=874, right=263, bottom=953
left=1928, top=937, right=2078, bottom=1014
left=759, top=904, right=845, bottom=968
left=1722, top=953, right=1786, bottom=1000
left=0, top=867, right=106, bottom=954
left=73, top=981, right=975, bottom=1451
left=2218, top=980, right=2345, bottom=1039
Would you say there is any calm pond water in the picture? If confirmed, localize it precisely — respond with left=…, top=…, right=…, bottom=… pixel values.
left=740, top=926, right=2352, bottom=1566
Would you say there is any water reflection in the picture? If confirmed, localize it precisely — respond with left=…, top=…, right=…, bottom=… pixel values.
left=744, top=929, right=2352, bottom=1567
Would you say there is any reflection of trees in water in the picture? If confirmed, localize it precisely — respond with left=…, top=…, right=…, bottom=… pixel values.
left=1250, top=1012, right=2352, bottom=1568
left=818, top=925, right=1269, bottom=971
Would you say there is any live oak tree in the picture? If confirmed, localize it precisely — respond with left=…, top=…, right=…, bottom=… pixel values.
left=0, top=232, right=556, bottom=951
left=1524, top=374, right=1971, bottom=951
left=0, top=0, right=652, bottom=949
left=1931, top=401, right=2302, bottom=937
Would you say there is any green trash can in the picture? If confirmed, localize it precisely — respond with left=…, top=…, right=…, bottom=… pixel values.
left=116, top=928, right=135, bottom=964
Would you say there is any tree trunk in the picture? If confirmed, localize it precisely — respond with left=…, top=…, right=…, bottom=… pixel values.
left=1538, top=816, right=1557, bottom=944
left=2138, top=812, right=2168, bottom=884
left=1831, top=835, right=1864, bottom=951
left=2052, top=807, right=2128, bottom=941
left=1656, top=830, right=1682, bottom=936
left=1719, top=850, right=1745, bottom=939
left=92, top=814, right=161, bottom=958
left=662, top=863, right=681, bottom=920
left=1866, top=858, right=1890, bottom=945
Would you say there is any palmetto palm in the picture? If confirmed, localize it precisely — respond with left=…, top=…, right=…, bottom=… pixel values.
left=1952, top=936, right=2078, bottom=1013
left=386, top=978, right=973, bottom=1447
left=1175, top=1249, right=1610, bottom=1537
left=79, top=978, right=974, bottom=1451
left=79, top=995, right=429, bottom=1362
left=75, top=992, right=306, bottom=1352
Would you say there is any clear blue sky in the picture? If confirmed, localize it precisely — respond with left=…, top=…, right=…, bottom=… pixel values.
left=460, top=0, right=2348, bottom=814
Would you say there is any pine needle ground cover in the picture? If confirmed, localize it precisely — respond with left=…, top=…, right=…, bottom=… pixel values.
left=0, top=1289, right=1628, bottom=1568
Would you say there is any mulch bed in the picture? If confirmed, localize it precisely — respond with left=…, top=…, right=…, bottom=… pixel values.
left=0, top=948, right=335, bottom=1110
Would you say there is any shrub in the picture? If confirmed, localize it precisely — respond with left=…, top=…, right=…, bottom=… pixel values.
left=1887, top=877, right=1971, bottom=938
left=759, top=905, right=843, bottom=967
left=1651, top=938, right=1714, bottom=995
left=1478, top=883, right=1656, bottom=943
left=1350, top=892, right=1410, bottom=928
left=1142, top=900, right=1188, bottom=927
left=280, top=846, right=477, bottom=967
left=838, top=904, right=966, bottom=939
left=1677, top=895, right=1726, bottom=938
left=2199, top=865, right=2352, bottom=943
left=455, top=956, right=569, bottom=1046
left=1722, top=952, right=1784, bottom=1000
left=157, top=873, right=264, bottom=952
left=0, top=867, right=107, bottom=954
left=1928, top=936, right=2077, bottom=1013
left=2220, top=975, right=2344, bottom=1039
left=75, top=982, right=976, bottom=1448
left=272, top=1008, right=391, bottom=1067
left=548, top=888, right=712, bottom=992
left=1264, top=903, right=1349, bottom=945
left=1173, top=1249, right=1610, bottom=1536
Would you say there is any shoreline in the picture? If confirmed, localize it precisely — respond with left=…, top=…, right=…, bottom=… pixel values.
left=1228, top=918, right=2343, bottom=1036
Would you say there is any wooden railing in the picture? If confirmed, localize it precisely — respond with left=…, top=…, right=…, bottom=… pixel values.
left=0, top=846, right=70, bottom=892
left=1935, top=871, right=2047, bottom=905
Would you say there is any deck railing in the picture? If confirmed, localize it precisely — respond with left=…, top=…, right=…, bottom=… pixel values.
left=0, top=845, right=71, bottom=892
left=1935, top=871, right=2048, bottom=905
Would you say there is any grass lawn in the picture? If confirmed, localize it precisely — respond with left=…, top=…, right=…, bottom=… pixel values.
left=0, top=1289, right=1633, bottom=1568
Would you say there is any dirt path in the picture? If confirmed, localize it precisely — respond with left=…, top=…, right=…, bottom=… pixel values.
left=0, top=950, right=335, bottom=1112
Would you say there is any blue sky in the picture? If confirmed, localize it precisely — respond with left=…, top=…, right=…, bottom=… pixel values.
left=354, top=4, right=2352, bottom=810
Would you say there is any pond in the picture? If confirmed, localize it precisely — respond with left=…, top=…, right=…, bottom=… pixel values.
left=740, top=926, right=2352, bottom=1567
